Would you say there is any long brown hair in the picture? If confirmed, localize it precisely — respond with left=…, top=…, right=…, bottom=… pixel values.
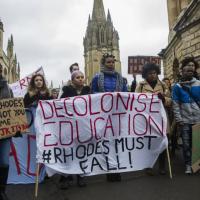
left=28, top=74, right=49, bottom=96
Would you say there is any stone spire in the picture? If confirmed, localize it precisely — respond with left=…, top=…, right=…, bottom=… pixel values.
left=92, top=0, right=106, bottom=21
left=83, top=0, right=121, bottom=84
left=0, top=19, right=4, bottom=50
left=107, top=9, right=112, bottom=22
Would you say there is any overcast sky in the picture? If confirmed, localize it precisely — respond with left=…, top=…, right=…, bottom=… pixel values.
left=0, top=0, right=169, bottom=87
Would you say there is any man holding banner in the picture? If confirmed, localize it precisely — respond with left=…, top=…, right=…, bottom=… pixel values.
left=0, top=63, right=13, bottom=200
left=172, top=57, right=200, bottom=174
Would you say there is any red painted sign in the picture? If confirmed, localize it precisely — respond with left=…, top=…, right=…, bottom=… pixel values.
left=128, top=56, right=161, bottom=74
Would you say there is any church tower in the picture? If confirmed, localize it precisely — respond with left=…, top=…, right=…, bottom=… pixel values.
left=83, top=0, right=121, bottom=84
left=0, top=20, right=20, bottom=83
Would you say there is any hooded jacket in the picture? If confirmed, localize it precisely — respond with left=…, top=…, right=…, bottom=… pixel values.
left=172, top=77, right=200, bottom=124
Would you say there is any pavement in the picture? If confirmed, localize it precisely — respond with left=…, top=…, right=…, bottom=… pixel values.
left=7, top=148, right=200, bottom=200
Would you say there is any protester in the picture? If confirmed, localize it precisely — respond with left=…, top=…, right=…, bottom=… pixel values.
left=91, top=53, right=127, bottom=182
left=181, top=57, right=199, bottom=80
left=136, top=63, right=171, bottom=175
left=59, top=70, right=90, bottom=189
left=131, top=74, right=137, bottom=92
left=172, top=57, right=200, bottom=174
left=0, top=63, right=14, bottom=200
left=51, top=88, right=59, bottom=99
left=58, top=63, right=80, bottom=98
left=23, top=74, right=51, bottom=108
left=162, top=77, right=171, bottom=92
left=162, top=77, right=178, bottom=154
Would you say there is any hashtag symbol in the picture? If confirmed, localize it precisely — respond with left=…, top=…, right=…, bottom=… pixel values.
left=42, top=150, right=52, bottom=163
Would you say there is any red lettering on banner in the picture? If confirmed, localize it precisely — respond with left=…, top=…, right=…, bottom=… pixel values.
left=116, top=92, right=130, bottom=110
left=59, top=121, right=73, bottom=146
left=27, top=135, right=36, bottom=176
left=101, top=93, right=113, bottom=113
left=73, top=96, right=87, bottom=116
left=94, top=117, right=105, bottom=140
left=130, top=94, right=136, bottom=111
left=88, top=95, right=100, bottom=115
left=44, top=122, right=58, bottom=146
left=149, top=94, right=159, bottom=113
left=135, top=94, right=147, bottom=112
left=39, top=101, right=54, bottom=119
left=9, top=141, right=21, bottom=175
left=19, top=78, right=26, bottom=90
left=104, top=115, right=114, bottom=137
left=132, top=114, right=148, bottom=136
left=112, top=112, right=126, bottom=136
left=63, top=98, right=73, bottom=117
left=76, top=120, right=93, bottom=143
left=53, top=100, right=65, bottom=118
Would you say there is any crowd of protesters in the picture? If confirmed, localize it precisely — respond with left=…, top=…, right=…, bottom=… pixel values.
left=0, top=55, right=200, bottom=199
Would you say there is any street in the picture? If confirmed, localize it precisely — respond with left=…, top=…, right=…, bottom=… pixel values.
left=7, top=149, right=200, bottom=200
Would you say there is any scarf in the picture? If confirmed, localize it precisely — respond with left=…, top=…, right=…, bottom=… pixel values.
left=98, top=66, right=124, bottom=92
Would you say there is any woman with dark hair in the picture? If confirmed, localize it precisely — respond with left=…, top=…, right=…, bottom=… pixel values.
left=24, top=74, right=51, bottom=108
left=136, top=63, right=171, bottom=175
left=59, top=70, right=90, bottom=189
left=91, top=53, right=127, bottom=182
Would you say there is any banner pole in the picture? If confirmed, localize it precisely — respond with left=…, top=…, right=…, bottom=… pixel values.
left=35, top=163, right=40, bottom=199
left=166, top=147, right=173, bottom=179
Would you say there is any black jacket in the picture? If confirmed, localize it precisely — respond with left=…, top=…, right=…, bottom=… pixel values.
left=60, top=85, right=90, bottom=98
left=23, top=92, right=51, bottom=108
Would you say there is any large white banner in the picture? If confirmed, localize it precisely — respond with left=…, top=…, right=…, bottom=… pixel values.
left=9, top=67, right=44, bottom=97
left=36, top=92, right=168, bottom=176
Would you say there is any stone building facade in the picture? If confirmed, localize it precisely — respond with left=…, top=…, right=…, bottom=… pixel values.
left=0, top=20, right=20, bottom=83
left=160, top=0, right=200, bottom=81
left=83, top=0, right=121, bottom=84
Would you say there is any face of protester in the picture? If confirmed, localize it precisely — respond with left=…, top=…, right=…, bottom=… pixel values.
left=72, top=72, right=85, bottom=87
left=34, top=75, right=44, bottom=89
left=71, top=65, right=79, bottom=73
left=104, top=57, right=115, bottom=70
left=182, top=63, right=195, bottom=81
left=146, top=70, right=158, bottom=82
left=52, top=91, right=58, bottom=99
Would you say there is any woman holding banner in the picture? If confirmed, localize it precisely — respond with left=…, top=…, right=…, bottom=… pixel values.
left=60, top=70, right=90, bottom=189
left=91, top=53, right=127, bottom=182
left=0, top=63, right=14, bottom=200
left=23, top=74, right=51, bottom=108
left=136, top=63, right=171, bottom=175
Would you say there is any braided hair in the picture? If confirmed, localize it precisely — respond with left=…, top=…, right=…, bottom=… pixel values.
left=101, top=53, right=116, bottom=65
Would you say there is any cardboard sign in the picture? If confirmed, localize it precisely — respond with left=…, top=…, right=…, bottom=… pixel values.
left=192, top=124, right=200, bottom=173
left=128, top=56, right=161, bottom=74
left=36, top=92, right=168, bottom=176
left=0, top=98, right=28, bottom=139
